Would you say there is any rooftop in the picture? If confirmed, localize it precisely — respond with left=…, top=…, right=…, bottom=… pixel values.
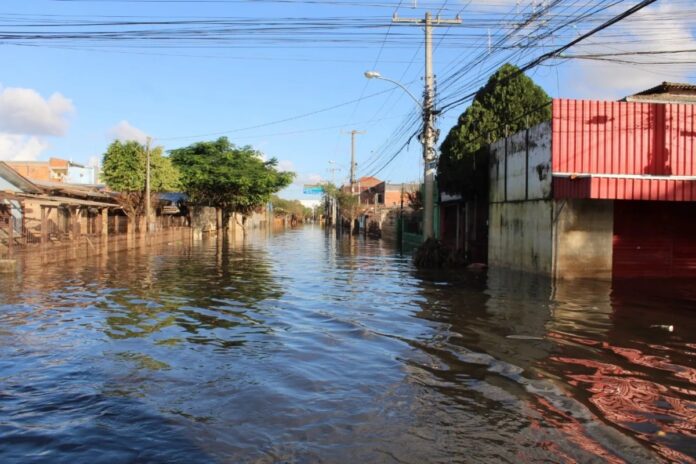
left=624, top=81, right=696, bottom=104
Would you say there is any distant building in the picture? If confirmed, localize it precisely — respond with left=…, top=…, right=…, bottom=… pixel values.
left=623, top=81, right=696, bottom=104
left=360, top=182, right=420, bottom=207
left=342, top=176, right=382, bottom=195
left=6, top=157, right=98, bottom=185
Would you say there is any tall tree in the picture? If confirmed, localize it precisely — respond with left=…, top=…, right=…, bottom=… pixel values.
left=101, top=139, right=180, bottom=225
left=169, top=137, right=294, bottom=231
left=438, top=63, right=551, bottom=196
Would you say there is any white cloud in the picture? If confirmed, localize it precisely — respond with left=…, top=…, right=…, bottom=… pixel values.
left=0, top=86, right=74, bottom=136
left=569, top=2, right=696, bottom=97
left=277, top=159, right=295, bottom=172
left=108, top=120, right=149, bottom=144
left=0, top=85, right=74, bottom=161
left=289, top=172, right=324, bottom=191
left=0, top=134, right=49, bottom=161
left=303, top=173, right=323, bottom=184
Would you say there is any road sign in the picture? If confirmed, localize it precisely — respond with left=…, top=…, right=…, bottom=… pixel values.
left=303, top=184, right=324, bottom=195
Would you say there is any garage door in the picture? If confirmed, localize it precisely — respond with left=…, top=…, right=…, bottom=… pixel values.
left=613, top=201, right=696, bottom=278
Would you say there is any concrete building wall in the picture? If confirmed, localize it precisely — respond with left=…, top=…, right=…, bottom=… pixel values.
left=489, top=122, right=555, bottom=274
left=6, top=162, right=52, bottom=182
left=488, top=122, right=613, bottom=279
left=554, top=199, right=613, bottom=280
left=383, top=190, right=403, bottom=207
left=191, top=206, right=217, bottom=235
left=489, top=200, right=554, bottom=274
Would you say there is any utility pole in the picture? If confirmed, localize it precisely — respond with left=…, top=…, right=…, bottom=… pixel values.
left=393, top=11, right=461, bottom=240
left=327, top=161, right=341, bottom=228
left=342, top=129, right=366, bottom=196
left=145, top=136, right=152, bottom=234
left=344, top=129, right=365, bottom=236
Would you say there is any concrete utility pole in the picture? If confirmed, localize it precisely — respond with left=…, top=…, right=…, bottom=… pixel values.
left=393, top=12, right=461, bottom=240
left=342, top=130, right=366, bottom=195
left=145, top=136, right=152, bottom=233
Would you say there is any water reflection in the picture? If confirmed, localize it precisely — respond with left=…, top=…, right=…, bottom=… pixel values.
left=0, top=226, right=694, bottom=463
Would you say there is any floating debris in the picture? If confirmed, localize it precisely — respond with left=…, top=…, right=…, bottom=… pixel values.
left=650, top=324, right=674, bottom=332
left=506, top=335, right=545, bottom=340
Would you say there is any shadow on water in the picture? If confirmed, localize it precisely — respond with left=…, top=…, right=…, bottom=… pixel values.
left=0, top=226, right=694, bottom=463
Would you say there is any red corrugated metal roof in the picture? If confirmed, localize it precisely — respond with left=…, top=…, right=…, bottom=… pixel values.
left=552, top=99, right=696, bottom=201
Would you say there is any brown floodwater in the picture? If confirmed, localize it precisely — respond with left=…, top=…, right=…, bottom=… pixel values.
left=0, top=226, right=694, bottom=463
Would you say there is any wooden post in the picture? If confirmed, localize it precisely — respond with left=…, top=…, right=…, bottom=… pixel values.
left=41, top=206, right=48, bottom=246
left=21, top=202, right=27, bottom=246
left=101, top=209, right=108, bottom=239
left=72, top=207, right=80, bottom=240
left=7, top=214, right=13, bottom=257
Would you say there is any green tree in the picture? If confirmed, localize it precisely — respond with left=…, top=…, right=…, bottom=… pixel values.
left=101, top=139, right=180, bottom=224
left=169, top=137, right=294, bottom=232
left=270, top=195, right=311, bottom=220
left=438, top=63, right=551, bottom=196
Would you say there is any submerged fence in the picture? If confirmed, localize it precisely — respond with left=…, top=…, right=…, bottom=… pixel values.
left=0, top=210, right=188, bottom=259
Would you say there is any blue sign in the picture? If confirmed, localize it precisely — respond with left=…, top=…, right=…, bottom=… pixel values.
left=303, top=185, right=324, bottom=195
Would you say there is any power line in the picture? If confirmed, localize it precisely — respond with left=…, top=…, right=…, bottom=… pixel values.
left=439, top=0, right=659, bottom=114
left=154, top=86, right=397, bottom=141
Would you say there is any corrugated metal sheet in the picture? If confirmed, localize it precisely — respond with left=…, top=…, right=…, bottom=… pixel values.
left=552, top=99, right=696, bottom=201
left=553, top=177, right=696, bottom=201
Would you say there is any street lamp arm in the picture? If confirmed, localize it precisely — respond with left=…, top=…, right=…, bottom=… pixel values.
left=364, top=71, right=422, bottom=109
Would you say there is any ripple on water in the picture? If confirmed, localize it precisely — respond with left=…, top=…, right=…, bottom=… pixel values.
left=0, top=227, right=694, bottom=463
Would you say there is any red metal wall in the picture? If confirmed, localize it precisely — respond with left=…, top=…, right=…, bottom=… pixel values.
left=552, top=99, right=696, bottom=201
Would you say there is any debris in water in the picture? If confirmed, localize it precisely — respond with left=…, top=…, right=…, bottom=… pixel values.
left=506, top=335, right=545, bottom=340
left=650, top=324, right=674, bottom=332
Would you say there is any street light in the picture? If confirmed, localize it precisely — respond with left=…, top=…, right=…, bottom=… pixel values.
left=364, top=71, right=423, bottom=109
left=364, top=69, right=436, bottom=240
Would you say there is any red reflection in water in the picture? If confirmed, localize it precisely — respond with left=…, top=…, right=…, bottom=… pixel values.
left=547, top=352, right=696, bottom=464
left=527, top=397, right=629, bottom=464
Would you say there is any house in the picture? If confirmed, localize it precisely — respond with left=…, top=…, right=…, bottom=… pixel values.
left=0, top=162, right=121, bottom=250
left=487, top=96, right=696, bottom=279
left=5, top=157, right=98, bottom=185
left=623, top=81, right=696, bottom=104
left=359, top=182, right=420, bottom=207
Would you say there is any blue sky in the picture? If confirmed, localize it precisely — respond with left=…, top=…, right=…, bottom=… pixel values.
left=1, top=0, right=694, bottom=200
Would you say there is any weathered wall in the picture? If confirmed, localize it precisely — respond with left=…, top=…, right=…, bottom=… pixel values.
left=380, top=209, right=400, bottom=243
left=228, top=210, right=270, bottom=236
left=488, top=122, right=554, bottom=274
left=5, top=162, right=52, bottom=182
left=488, top=200, right=554, bottom=274
left=490, top=121, right=552, bottom=203
left=191, top=206, right=218, bottom=235
left=554, top=199, right=613, bottom=280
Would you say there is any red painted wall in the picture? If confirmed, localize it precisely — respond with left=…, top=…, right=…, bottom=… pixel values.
left=552, top=99, right=696, bottom=201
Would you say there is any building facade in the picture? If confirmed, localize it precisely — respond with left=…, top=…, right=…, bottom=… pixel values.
left=488, top=98, right=696, bottom=279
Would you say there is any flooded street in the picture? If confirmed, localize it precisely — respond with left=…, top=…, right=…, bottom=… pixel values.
left=1, top=226, right=694, bottom=463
